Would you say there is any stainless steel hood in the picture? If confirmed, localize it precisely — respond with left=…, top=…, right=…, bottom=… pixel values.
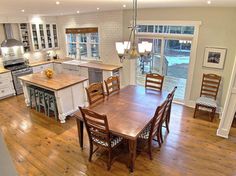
left=1, top=24, right=23, bottom=47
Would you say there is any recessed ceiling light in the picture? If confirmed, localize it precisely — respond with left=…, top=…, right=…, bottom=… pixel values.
left=123, top=4, right=126, bottom=8
left=56, top=1, right=60, bottom=5
left=97, top=7, right=100, bottom=10
left=207, top=0, right=211, bottom=4
left=21, top=9, right=25, bottom=12
left=76, top=10, right=80, bottom=14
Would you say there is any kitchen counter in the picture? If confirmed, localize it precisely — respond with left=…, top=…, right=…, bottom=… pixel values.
left=29, top=58, right=122, bottom=71
left=19, top=73, right=88, bottom=91
left=19, top=72, right=89, bottom=123
left=0, top=67, right=11, bottom=74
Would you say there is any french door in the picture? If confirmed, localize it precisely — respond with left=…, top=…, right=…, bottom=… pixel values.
left=136, top=37, right=192, bottom=102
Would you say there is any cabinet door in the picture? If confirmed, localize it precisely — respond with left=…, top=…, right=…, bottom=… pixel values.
left=31, top=24, right=40, bottom=51
left=19, top=23, right=31, bottom=52
left=39, top=24, right=46, bottom=50
left=46, top=24, right=53, bottom=49
left=53, top=63, right=62, bottom=73
left=52, top=24, right=59, bottom=48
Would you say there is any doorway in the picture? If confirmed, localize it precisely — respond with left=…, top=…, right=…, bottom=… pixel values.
left=136, top=38, right=192, bottom=102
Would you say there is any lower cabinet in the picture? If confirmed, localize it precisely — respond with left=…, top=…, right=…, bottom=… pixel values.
left=32, top=63, right=53, bottom=73
left=0, top=72, right=15, bottom=99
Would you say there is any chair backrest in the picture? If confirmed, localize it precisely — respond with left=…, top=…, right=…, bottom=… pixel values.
left=200, top=74, right=221, bottom=100
left=149, top=100, right=168, bottom=140
left=85, top=82, right=105, bottom=105
left=79, top=107, right=111, bottom=148
left=145, top=73, right=164, bottom=91
left=104, top=76, right=120, bottom=96
left=163, top=86, right=177, bottom=122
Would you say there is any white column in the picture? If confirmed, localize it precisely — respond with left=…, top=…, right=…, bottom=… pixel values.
left=217, top=56, right=236, bottom=138
left=129, top=59, right=137, bottom=85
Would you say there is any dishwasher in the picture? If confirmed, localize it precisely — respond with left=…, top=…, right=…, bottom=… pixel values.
left=88, top=68, right=103, bottom=84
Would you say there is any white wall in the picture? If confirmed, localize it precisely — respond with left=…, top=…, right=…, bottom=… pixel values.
left=56, top=11, right=123, bottom=66
left=123, top=7, right=236, bottom=108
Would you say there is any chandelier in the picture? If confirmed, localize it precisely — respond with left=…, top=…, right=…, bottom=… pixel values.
left=115, top=0, right=152, bottom=62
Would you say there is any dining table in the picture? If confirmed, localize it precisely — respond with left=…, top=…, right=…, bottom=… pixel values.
left=74, top=85, right=168, bottom=172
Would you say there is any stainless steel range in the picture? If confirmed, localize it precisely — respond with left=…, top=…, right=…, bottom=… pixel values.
left=1, top=24, right=33, bottom=95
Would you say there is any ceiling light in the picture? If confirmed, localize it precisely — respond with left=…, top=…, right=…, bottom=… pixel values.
left=76, top=10, right=80, bottom=14
left=97, top=7, right=100, bottom=10
left=56, top=1, right=60, bottom=5
left=207, top=0, right=211, bottom=4
left=123, top=4, right=126, bottom=8
left=21, top=9, right=25, bottom=13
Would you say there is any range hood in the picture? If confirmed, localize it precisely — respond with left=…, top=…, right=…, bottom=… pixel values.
left=1, top=24, right=23, bottom=47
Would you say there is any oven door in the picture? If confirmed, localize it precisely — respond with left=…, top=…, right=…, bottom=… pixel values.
left=12, top=68, right=33, bottom=94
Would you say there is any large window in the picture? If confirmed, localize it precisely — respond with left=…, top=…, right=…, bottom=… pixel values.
left=66, top=27, right=99, bottom=60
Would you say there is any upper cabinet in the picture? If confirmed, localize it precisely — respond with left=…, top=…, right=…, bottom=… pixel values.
left=19, top=23, right=31, bottom=52
left=19, top=23, right=59, bottom=52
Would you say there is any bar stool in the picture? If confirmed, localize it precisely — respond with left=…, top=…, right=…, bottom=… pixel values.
left=28, top=85, right=38, bottom=111
left=45, top=91, right=58, bottom=120
left=36, top=88, right=47, bottom=116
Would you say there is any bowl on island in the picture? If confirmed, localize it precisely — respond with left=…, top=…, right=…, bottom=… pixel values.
left=44, top=68, right=54, bottom=79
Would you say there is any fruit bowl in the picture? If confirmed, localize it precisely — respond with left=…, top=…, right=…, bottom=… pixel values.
left=44, top=68, right=54, bottom=79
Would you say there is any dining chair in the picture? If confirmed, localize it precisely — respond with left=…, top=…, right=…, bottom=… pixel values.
left=104, top=76, right=120, bottom=96
left=193, top=74, right=221, bottom=122
left=145, top=73, right=164, bottom=91
left=79, top=107, right=123, bottom=170
left=160, top=86, right=177, bottom=143
left=85, top=82, right=105, bottom=106
left=138, top=100, right=168, bottom=160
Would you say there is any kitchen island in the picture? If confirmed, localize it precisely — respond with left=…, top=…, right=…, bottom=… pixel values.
left=19, top=73, right=88, bottom=123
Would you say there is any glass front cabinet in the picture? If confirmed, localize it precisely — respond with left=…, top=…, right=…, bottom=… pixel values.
left=27, top=23, right=59, bottom=51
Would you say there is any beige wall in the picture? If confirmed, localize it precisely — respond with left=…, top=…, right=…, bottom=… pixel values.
left=123, top=7, right=236, bottom=107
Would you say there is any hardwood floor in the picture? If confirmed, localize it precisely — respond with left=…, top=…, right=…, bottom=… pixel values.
left=1, top=95, right=236, bottom=176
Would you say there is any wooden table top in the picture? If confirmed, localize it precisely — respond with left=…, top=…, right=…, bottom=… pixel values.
left=19, top=73, right=88, bottom=91
left=75, top=85, right=168, bottom=140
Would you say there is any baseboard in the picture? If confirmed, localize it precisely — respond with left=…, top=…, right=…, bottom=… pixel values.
left=216, top=128, right=229, bottom=139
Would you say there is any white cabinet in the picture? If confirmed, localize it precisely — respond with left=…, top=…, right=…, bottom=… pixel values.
left=53, top=63, right=63, bottom=74
left=32, top=63, right=53, bottom=73
left=62, top=64, right=80, bottom=76
left=30, top=23, right=59, bottom=51
left=0, top=72, right=15, bottom=99
left=19, top=23, right=31, bottom=52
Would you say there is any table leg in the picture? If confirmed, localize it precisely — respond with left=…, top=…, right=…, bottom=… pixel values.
left=76, top=119, right=84, bottom=149
left=128, top=139, right=137, bottom=172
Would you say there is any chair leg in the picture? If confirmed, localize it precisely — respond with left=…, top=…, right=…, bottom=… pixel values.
left=89, top=143, right=93, bottom=162
left=156, top=128, right=162, bottom=147
left=160, top=126, right=164, bottom=143
left=148, top=140, right=153, bottom=160
left=165, top=119, right=169, bottom=133
left=193, top=105, right=198, bottom=118
left=211, top=108, right=216, bottom=122
left=107, top=150, right=112, bottom=170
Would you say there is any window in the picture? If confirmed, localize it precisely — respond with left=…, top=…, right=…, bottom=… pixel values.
left=138, top=25, right=195, bottom=35
left=66, top=27, right=99, bottom=60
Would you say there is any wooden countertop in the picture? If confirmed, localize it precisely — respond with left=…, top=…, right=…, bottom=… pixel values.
left=78, top=62, right=122, bottom=71
left=0, top=67, right=10, bottom=74
left=29, top=58, right=122, bottom=71
left=19, top=73, right=88, bottom=91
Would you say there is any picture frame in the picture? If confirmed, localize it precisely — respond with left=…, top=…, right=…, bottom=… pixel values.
left=203, top=47, right=227, bottom=69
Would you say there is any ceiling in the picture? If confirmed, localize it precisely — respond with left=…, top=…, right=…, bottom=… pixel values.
left=0, top=0, right=236, bottom=17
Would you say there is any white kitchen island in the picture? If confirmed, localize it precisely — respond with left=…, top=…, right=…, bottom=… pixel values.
left=19, top=73, right=88, bottom=123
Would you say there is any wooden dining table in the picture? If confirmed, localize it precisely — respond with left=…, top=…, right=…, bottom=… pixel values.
left=74, top=85, right=168, bottom=172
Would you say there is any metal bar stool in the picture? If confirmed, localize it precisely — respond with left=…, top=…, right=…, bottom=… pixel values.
left=45, top=91, right=58, bottom=120
left=28, top=85, right=38, bottom=111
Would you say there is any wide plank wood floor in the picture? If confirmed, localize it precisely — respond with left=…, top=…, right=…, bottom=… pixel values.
left=1, top=95, right=236, bottom=176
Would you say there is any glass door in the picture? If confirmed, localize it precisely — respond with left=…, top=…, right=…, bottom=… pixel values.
left=163, top=39, right=191, bottom=101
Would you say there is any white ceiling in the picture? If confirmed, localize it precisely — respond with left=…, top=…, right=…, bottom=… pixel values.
left=0, top=0, right=236, bottom=16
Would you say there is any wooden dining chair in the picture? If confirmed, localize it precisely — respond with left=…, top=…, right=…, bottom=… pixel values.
left=160, top=86, right=177, bottom=143
left=138, top=100, right=168, bottom=160
left=85, top=82, right=105, bottom=106
left=193, top=74, right=221, bottom=122
left=145, top=73, right=164, bottom=91
left=79, top=107, right=123, bottom=170
left=104, top=76, right=120, bottom=96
